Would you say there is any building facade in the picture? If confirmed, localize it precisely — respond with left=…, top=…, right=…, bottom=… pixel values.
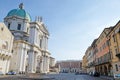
left=57, top=60, right=82, bottom=73
left=0, top=23, right=14, bottom=74
left=88, top=39, right=98, bottom=74
left=82, top=39, right=98, bottom=74
left=49, top=57, right=55, bottom=67
left=82, top=27, right=114, bottom=76
left=85, top=46, right=92, bottom=73
left=82, top=21, right=120, bottom=77
left=107, top=21, right=120, bottom=77
left=4, top=3, right=51, bottom=74
left=82, top=55, right=87, bottom=73
left=95, top=28, right=113, bottom=76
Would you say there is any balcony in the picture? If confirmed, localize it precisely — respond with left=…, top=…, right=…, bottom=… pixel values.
left=103, top=58, right=110, bottom=63
left=95, top=53, right=111, bottom=66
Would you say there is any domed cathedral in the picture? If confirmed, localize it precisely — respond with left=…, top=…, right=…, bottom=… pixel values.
left=4, top=3, right=51, bottom=74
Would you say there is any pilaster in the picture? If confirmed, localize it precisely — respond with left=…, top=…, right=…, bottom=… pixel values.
left=28, top=50, right=37, bottom=73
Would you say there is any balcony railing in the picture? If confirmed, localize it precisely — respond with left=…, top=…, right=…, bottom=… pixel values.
left=95, top=53, right=111, bottom=65
left=0, top=49, right=12, bottom=57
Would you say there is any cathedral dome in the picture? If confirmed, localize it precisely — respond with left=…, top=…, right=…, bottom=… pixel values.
left=6, top=3, right=31, bottom=21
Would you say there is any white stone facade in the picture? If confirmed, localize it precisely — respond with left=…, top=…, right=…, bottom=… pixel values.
left=4, top=4, right=51, bottom=74
left=0, top=23, right=14, bottom=74
left=49, top=57, right=55, bottom=67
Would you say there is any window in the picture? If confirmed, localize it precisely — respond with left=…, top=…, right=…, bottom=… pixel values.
left=107, top=40, right=110, bottom=46
left=108, top=52, right=111, bottom=60
left=27, top=51, right=28, bottom=55
left=40, top=39, right=42, bottom=48
left=102, top=43, right=106, bottom=49
left=3, top=58, right=5, bottom=61
left=17, top=24, right=21, bottom=30
left=115, top=47, right=118, bottom=54
left=25, top=40, right=28, bottom=42
left=100, top=47, right=102, bottom=52
left=115, top=64, right=118, bottom=71
left=8, top=23, right=10, bottom=29
left=27, top=27, right=29, bottom=33
left=110, top=49, right=112, bottom=59
left=119, top=28, right=120, bottom=33
left=1, top=27, right=4, bottom=31
left=113, top=35, right=116, bottom=42
left=12, top=50, right=14, bottom=53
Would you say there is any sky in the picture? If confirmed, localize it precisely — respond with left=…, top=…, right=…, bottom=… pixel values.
left=0, top=0, right=120, bottom=61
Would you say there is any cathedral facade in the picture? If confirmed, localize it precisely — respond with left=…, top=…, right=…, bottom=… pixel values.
left=4, top=3, right=50, bottom=74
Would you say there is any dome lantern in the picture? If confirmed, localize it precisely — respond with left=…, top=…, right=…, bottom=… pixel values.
left=19, top=3, right=24, bottom=9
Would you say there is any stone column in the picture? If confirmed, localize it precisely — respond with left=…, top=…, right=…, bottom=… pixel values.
left=42, top=55, right=45, bottom=73
left=45, top=56, right=50, bottom=73
left=45, top=56, right=47, bottom=73
left=46, top=38, right=48, bottom=50
left=43, top=55, right=50, bottom=73
left=42, top=37, right=45, bottom=50
left=22, top=48, right=27, bottom=72
left=42, top=55, right=46, bottom=73
left=40, top=56, right=43, bottom=73
left=45, top=35, right=48, bottom=50
left=28, top=50, right=35, bottom=73
left=41, top=38, right=43, bottom=49
left=45, top=36, right=47, bottom=50
left=17, top=47, right=24, bottom=73
left=33, top=52, right=37, bottom=72
left=17, top=47, right=27, bottom=73
left=5, top=58, right=10, bottom=73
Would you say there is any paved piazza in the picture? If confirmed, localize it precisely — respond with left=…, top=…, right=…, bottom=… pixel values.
left=47, top=73, right=108, bottom=80
left=0, top=73, right=109, bottom=80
